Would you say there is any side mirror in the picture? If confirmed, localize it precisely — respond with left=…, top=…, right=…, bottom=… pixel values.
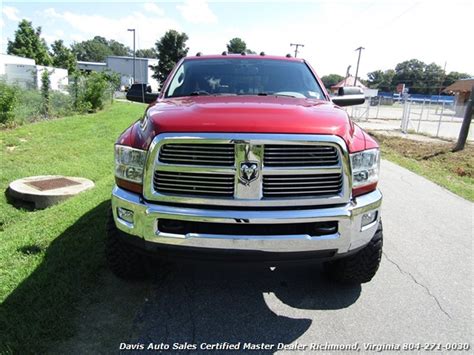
left=126, top=83, right=158, bottom=104
left=332, top=86, right=365, bottom=107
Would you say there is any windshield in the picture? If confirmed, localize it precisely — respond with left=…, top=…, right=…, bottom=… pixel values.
left=165, top=58, right=325, bottom=99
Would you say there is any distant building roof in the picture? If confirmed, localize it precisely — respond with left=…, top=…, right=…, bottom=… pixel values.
left=106, top=55, right=156, bottom=61
left=443, top=78, right=474, bottom=93
left=331, top=75, right=367, bottom=89
left=1, top=53, right=36, bottom=65
left=77, top=61, right=107, bottom=66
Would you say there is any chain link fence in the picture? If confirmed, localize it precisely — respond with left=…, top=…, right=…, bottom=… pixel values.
left=348, top=97, right=472, bottom=141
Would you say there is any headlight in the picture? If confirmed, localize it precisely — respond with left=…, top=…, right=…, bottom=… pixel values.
left=115, top=145, right=147, bottom=184
left=350, top=148, right=380, bottom=196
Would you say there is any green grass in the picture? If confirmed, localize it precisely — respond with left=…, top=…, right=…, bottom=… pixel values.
left=0, top=101, right=145, bottom=354
left=370, top=132, right=473, bottom=202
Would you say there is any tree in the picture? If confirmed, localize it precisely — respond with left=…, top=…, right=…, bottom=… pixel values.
left=71, top=36, right=131, bottom=62
left=108, top=39, right=131, bottom=57
left=367, top=69, right=395, bottom=92
left=320, top=74, right=344, bottom=89
left=150, top=30, right=189, bottom=83
left=50, top=40, right=77, bottom=74
left=443, top=71, right=471, bottom=87
left=7, top=19, right=52, bottom=65
left=423, top=62, right=445, bottom=94
left=135, top=48, right=158, bottom=58
left=393, top=59, right=426, bottom=94
left=226, top=37, right=254, bottom=54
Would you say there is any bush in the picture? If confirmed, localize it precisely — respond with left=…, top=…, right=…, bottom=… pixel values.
left=1, top=70, right=117, bottom=127
left=41, top=70, right=51, bottom=117
left=83, top=72, right=110, bottom=111
left=70, top=71, right=115, bottom=112
left=0, top=81, right=18, bottom=124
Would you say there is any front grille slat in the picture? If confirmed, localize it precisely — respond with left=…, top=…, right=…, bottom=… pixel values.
left=159, top=143, right=235, bottom=166
left=264, top=144, right=339, bottom=167
left=263, top=173, right=343, bottom=198
left=154, top=171, right=234, bottom=197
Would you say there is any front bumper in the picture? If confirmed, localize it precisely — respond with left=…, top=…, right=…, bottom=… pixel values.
left=111, top=186, right=382, bottom=257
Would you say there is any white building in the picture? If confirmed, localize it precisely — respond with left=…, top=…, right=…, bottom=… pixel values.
left=77, top=55, right=159, bottom=91
left=0, top=54, right=69, bottom=92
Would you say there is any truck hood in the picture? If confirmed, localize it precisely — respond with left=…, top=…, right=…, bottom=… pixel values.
left=147, top=96, right=351, bottom=135
left=120, top=96, right=372, bottom=152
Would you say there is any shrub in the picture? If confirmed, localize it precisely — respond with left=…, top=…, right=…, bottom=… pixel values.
left=40, top=70, right=51, bottom=117
left=83, top=72, right=110, bottom=111
left=0, top=81, right=18, bottom=124
left=70, top=72, right=114, bottom=112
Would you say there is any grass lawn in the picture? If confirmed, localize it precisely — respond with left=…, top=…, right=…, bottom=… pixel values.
left=0, top=101, right=145, bottom=354
left=370, top=132, right=474, bottom=201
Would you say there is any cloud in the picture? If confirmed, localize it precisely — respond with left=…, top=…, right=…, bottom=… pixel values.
left=2, top=6, right=20, bottom=21
left=40, top=8, right=180, bottom=49
left=143, top=2, right=164, bottom=16
left=176, top=0, right=217, bottom=24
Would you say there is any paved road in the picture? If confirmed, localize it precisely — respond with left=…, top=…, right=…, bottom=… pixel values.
left=55, top=160, right=473, bottom=353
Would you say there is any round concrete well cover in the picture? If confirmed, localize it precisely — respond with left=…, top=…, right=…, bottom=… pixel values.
left=8, top=175, right=94, bottom=209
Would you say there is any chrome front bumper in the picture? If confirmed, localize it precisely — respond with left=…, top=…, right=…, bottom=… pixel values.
left=111, top=186, right=382, bottom=255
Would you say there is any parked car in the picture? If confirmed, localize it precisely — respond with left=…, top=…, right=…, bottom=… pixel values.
left=109, top=54, right=382, bottom=284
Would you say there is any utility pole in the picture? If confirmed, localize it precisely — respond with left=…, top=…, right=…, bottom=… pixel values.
left=127, top=28, right=136, bottom=83
left=354, top=46, right=365, bottom=86
left=344, top=65, right=351, bottom=85
left=290, top=43, right=305, bottom=58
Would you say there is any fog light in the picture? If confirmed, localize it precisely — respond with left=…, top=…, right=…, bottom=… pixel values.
left=361, top=211, right=378, bottom=228
left=117, top=207, right=134, bottom=224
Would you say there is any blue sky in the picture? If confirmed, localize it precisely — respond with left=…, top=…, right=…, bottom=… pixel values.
left=1, top=0, right=472, bottom=77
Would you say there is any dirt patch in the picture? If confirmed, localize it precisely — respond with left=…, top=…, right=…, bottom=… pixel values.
left=370, top=132, right=474, bottom=178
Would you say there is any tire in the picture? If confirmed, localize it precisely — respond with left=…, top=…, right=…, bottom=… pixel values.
left=105, top=208, right=147, bottom=280
left=326, top=221, right=383, bottom=284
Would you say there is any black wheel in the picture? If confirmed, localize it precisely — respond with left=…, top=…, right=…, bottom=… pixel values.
left=105, top=209, right=147, bottom=280
left=326, top=222, right=383, bottom=284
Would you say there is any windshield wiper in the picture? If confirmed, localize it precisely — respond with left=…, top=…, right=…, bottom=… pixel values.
left=189, top=90, right=211, bottom=96
left=256, top=92, right=298, bottom=98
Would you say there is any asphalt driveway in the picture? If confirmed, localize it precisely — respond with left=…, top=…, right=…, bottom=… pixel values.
left=53, top=160, right=473, bottom=353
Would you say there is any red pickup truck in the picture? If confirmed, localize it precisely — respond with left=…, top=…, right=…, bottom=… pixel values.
left=109, top=54, right=382, bottom=284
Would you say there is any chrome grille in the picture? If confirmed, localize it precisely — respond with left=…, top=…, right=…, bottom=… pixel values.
left=263, top=173, right=343, bottom=197
left=159, top=143, right=235, bottom=166
left=154, top=171, right=234, bottom=197
left=146, top=134, right=350, bottom=207
left=264, top=145, right=339, bottom=167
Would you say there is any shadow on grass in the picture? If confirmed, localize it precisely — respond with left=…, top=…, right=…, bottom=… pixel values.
left=0, top=200, right=111, bottom=354
left=0, top=200, right=362, bottom=354
left=4, top=187, right=36, bottom=211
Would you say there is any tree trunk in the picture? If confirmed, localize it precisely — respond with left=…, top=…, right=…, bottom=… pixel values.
left=453, top=86, right=473, bottom=152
